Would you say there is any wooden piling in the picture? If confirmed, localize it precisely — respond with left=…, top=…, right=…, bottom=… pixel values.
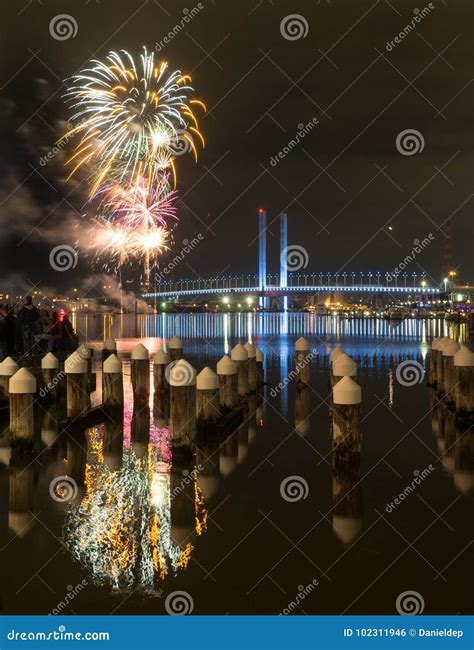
left=295, top=385, right=310, bottom=436
left=102, top=336, right=117, bottom=362
left=169, top=359, right=196, bottom=451
left=168, top=335, right=183, bottom=361
left=196, top=367, right=220, bottom=432
left=256, top=348, right=264, bottom=390
left=331, top=353, right=357, bottom=388
left=244, top=342, right=258, bottom=393
left=295, top=336, right=311, bottom=387
left=216, top=355, right=237, bottom=411
left=153, top=348, right=170, bottom=393
left=332, top=466, right=362, bottom=545
left=40, top=352, right=60, bottom=399
left=441, top=339, right=460, bottom=402
left=436, top=337, right=452, bottom=392
left=220, top=430, right=238, bottom=477
left=332, top=376, right=362, bottom=468
left=9, top=368, right=37, bottom=450
left=131, top=343, right=150, bottom=404
left=453, top=345, right=474, bottom=416
left=196, top=438, right=220, bottom=500
left=102, top=354, right=124, bottom=407
left=428, top=337, right=442, bottom=387
left=231, top=343, right=249, bottom=398
left=0, top=357, right=19, bottom=402
left=329, top=344, right=344, bottom=373
left=65, top=352, right=89, bottom=418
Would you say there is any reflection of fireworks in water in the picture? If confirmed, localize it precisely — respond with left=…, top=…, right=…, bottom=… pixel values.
left=63, top=425, right=207, bottom=594
left=62, top=47, right=206, bottom=195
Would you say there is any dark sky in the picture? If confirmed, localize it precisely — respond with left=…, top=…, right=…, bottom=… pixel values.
left=1, top=0, right=472, bottom=294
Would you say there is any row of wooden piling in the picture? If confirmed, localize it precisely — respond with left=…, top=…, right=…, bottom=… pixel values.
left=428, top=337, right=474, bottom=417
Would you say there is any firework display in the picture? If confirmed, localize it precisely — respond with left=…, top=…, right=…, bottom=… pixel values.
left=62, top=47, right=205, bottom=283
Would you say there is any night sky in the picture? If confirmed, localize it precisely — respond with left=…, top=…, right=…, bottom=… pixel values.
left=1, top=0, right=473, bottom=295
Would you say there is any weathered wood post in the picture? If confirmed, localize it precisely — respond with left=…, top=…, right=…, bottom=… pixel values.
left=295, top=336, right=311, bottom=387
left=436, top=337, right=452, bottom=392
left=454, top=429, right=474, bottom=496
left=0, top=357, right=19, bottom=402
left=169, top=359, right=196, bottom=452
left=9, top=368, right=37, bottom=450
left=102, top=336, right=117, bottom=362
left=196, top=438, right=220, bottom=500
left=220, top=430, right=238, bottom=477
left=168, top=335, right=183, bottom=361
left=330, top=344, right=344, bottom=372
left=103, top=407, right=124, bottom=472
left=131, top=343, right=150, bottom=404
left=244, top=342, right=258, bottom=393
left=332, top=376, right=362, bottom=468
left=196, top=367, right=220, bottom=432
left=256, top=348, right=264, bottom=390
left=65, top=352, right=89, bottom=418
left=170, top=455, right=196, bottom=548
left=102, top=353, right=124, bottom=407
left=332, top=465, right=362, bottom=545
left=441, top=339, right=460, bottom=403
left=216, top=355, right=237, bottom=411
left=453, top=345, right=474, bottom=416
left=428, top=337, right=442, bottom=387
left=153, top=348, right=170, bottom=393
left=131, top=405, right=150, bottom=459
left=8, top=457, right=35, bottom=537
left=295, top=386, right=310, bottom=436
left=41, top=404, right=59, bottom=447
left=331, top=352, right=357, bottom=388
left=40, top=352, right=60, bottom=399
left=77, top=344, right=94, bottom=392
left=231, top=343, right=249, bottom=398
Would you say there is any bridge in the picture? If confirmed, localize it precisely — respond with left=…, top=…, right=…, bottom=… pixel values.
left=143, top=209, right=443, bottom=304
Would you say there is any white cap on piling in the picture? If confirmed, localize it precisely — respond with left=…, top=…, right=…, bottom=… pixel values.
left=65, top=352, right=87, bottom=374
left=168, top=335, right=183, bottom=349
left=244, top=342, right=256, bottom=358
left=103, top=353, right=122, bottom=374
left=332, top=353, right=357, bottom=377
left=153, top=349, right=170, bottom=365
left=454, top=471, right=474, bottom=496
left=330, top=345, right=344, bottom=362
left=454, top=345, right=474, bottom=367
left=295, top=336, right=310, bottom=351
left=77, top=344, right=91, bottom=359
left=333, top=515, right=362, bottom=545
left=41, top=352, right=59, bottom=369
left=169, top=359, right=196, bottom=386
left=220, top=455, right=237, bottom=477
left=217, top=355, right=237, bottom=375
left=231, top=343, right=248, bottom=361
left=197, top=367, right=219, bottom=390
left=9, top=368, right=37, bottom=394
left=438, top=336, right=453, bottom=350
left=104, top=336, right=117, bottom=350
left=0, top=357, right=19, bottom=376
left=333, top=376, right=361, bottom=405
left=131, top=343, right=149, bottom=360
left=431, top=337, right=442, bottom=350
left=197, top=474, right=219, bottom=500
left=442, top=340, right=460, bottom=357
left=256, top=348, right=264, bottom=362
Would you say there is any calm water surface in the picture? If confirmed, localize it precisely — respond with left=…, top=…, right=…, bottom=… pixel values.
left=1, top=315, right=472, bottom=615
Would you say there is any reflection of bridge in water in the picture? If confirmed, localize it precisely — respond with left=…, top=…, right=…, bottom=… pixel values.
left=143, top=210, right=443, bottom=304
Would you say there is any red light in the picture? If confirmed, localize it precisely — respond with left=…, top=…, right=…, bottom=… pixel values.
left=258, top=208, right=265, bottom=213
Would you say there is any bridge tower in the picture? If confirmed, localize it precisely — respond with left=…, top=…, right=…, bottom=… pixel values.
left=258, top=208, right=268, bottom=308
left=280, top=212, right=288, bottom=310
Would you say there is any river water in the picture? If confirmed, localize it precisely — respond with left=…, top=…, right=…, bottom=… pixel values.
left=1, top=314, right=472, bottom=616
